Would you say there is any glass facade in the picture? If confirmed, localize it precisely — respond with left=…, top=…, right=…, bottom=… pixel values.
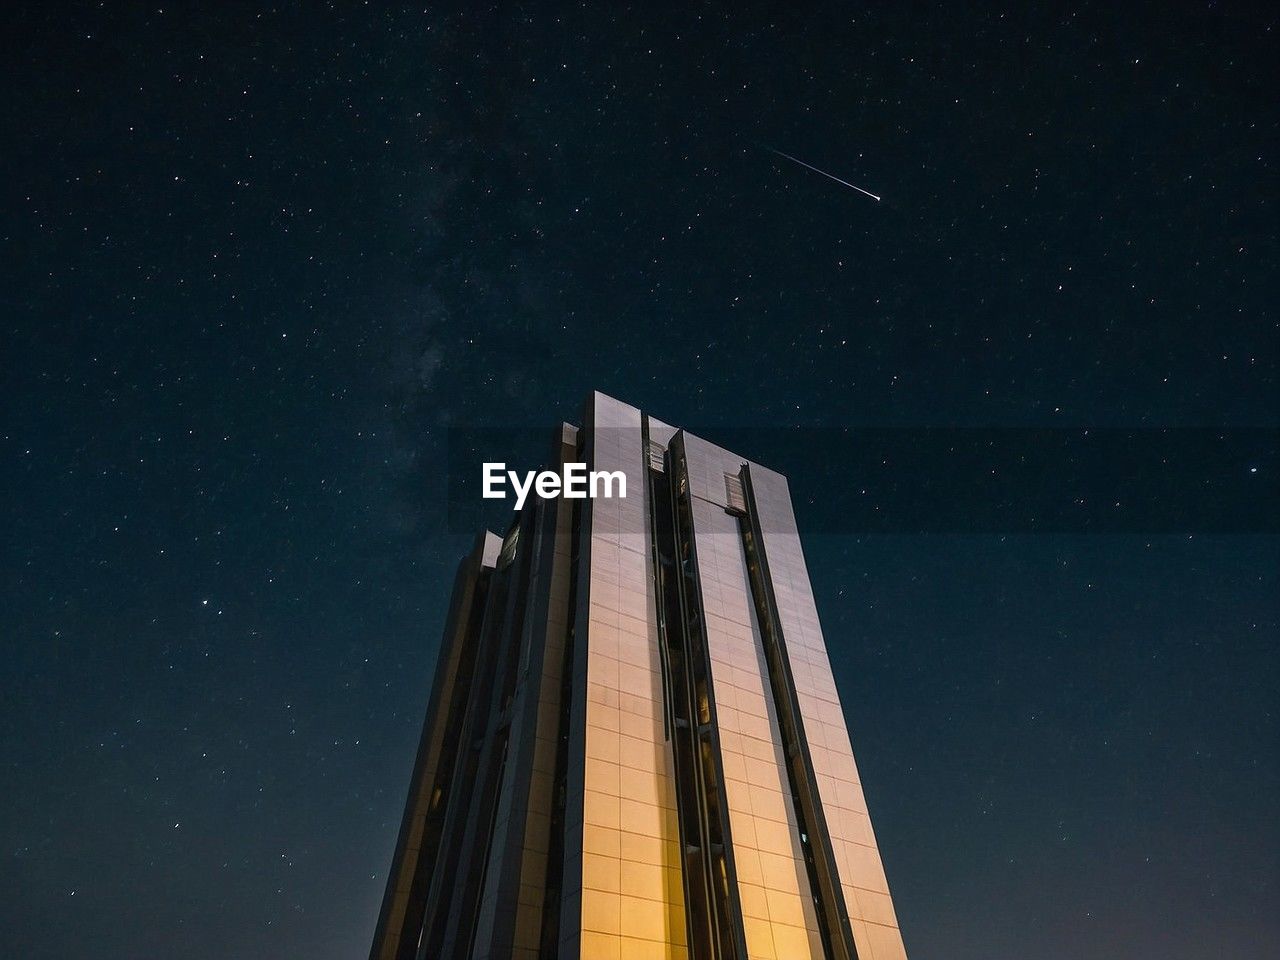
left=370, top=393, right=909, bottom=960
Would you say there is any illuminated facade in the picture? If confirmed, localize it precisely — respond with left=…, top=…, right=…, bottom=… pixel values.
left=370, top=393, right=909, bottom=960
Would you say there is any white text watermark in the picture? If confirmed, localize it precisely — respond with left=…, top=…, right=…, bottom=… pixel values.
left=482, top=462, right=626, bottom=510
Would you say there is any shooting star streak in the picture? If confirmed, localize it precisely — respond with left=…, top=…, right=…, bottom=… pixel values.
left=766, top=146, right=881, bottom=202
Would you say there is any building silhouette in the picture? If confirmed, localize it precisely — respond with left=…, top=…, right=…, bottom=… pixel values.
left=370, top=393, right=908, bottom=960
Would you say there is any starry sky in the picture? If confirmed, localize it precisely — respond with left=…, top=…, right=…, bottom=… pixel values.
left=3, top=4, right=1276, bottom=959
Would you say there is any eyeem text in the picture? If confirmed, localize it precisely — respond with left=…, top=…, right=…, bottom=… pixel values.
left=482, top=462, right=626, bottom=511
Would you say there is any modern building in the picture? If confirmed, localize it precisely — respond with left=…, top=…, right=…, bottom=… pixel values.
left=370, top=393, right=908, bottom=960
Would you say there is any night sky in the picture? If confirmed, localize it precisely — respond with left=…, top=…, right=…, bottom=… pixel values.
left=3, top=4, right=1277, bottom=959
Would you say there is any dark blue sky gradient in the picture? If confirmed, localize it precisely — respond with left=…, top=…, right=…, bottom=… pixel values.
left=3, top=4, right=1276, bottom=958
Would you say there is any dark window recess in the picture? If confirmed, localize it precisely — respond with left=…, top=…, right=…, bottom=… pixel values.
left=646, top=429, right=749, bottom=960
left=642, top=421, right=675, bottom=743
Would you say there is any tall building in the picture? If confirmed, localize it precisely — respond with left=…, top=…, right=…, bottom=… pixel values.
left=370, top=393, right=909, bottom=960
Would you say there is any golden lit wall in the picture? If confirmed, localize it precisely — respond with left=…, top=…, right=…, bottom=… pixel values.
left=563, top=393, right=907, bottom=960
left=751, top=466, right=908, bottom=960
left=566, top=394, right=688, bottom=960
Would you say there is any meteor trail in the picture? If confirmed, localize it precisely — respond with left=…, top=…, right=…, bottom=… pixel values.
left=765, top=146, right=881, bottom=202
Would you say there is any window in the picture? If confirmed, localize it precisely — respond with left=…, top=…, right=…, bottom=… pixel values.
left=497, top=526, right=519, bottom=569
left=724, top=471, right=746, bottom=516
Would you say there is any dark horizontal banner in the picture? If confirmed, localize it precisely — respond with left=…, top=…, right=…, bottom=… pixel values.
left=445, top=426, right=1277, bottom=535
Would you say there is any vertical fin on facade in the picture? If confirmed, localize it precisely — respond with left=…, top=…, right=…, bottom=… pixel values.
left=737, top=463, right=859, bottom=960
left=368, top=530, right=501, bottom=960
left=469, top=422, right=581, bottom=958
